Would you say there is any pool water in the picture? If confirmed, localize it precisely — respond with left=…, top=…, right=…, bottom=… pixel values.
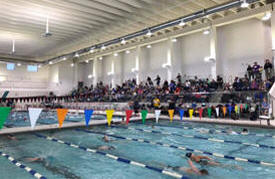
left=1, top=115, right=275, bottom=179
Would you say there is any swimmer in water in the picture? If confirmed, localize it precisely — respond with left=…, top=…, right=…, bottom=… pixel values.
left=226, top=129, right=238, bottom=135
left=172, top=159, right=209, bottom=176
left=185, top=152, right=219, bottom=166
left=185, top=152, right=242, bottom=170
left=241, top=128, right=249, bottom=134
left=21, top=156, right=80, bottom=179
left=97, top=145, right=116, bottom=150
left=102, top=135, right=110, bottom=142
left=6, top=134, right=17, bottom=141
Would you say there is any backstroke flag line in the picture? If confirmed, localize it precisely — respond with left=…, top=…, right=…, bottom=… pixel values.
left=85, top=109, right=94, bottom=126
left=125, top=110, right=133, bottom=125
left=106, top=109, right=114, bottom=126
left=141, top=110, right=148, bottom=124
left=57, top=109, right=68, bottom=128
left=168, top=109, right=174, bottom=122
left=179, top=109, right=184, bottom=120
left=28, top=108, right=43, bottom=129
left=155, top=110, right=161, bottom=123
left=0, top=107, right=11, bottom=129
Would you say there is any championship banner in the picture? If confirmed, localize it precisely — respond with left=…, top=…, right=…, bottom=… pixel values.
left=106, top=109, right=114, bottom=126
left=216, top=107, right=219, bottom=117
left=155, top=110, right=161, bottom=123
left=57, top=109, right=68, bottom=128
left=168, top=109, right=174, bottom=122
left=179, top=109, right=184, bottom=120
left=207, top=108, right=212, bottom=118
left=0, top=107, right=11, bottom=129
left=189, top=109, right=194, bottom=119
left=28, top=108, right=43, bottom=129
left=84, top=109, right=94, bottom=126
left=199, top=108, right=203, bottom=119
left=125, top=110, right=133, bottom=125
left=141, top=110, right=148, bottom=124
left=222, top=106, right=227, bottom=117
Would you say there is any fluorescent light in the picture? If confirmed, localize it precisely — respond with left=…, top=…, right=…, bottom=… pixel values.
left=241, top=0, right=249, bottom=8
left=146, top=30, right=152, bottom=36
left=125, top=50, right=130, bottom=54
left=262, top=12, right=271, bottom=21
left=114, top=53, right=118, bottom=57
left=147, top=45, right=152, bottom=48
left=203, top=29, right=210, bottom=35
left=70, top=63, right=74, bottom=67
left=88, top=74, right=93, bottom=79
left=49, top=61, right=53, bottom=65
left=99, top=57, right=103, bottom=60
left=121, top=38, right=126, bottom=44
left=101, top=45, right=106, bottom=50
left=17, top=63, right=21, bottom=66
left=179, top=19, right=186, bottom=26
left=171, top=38, right=177, bottom=42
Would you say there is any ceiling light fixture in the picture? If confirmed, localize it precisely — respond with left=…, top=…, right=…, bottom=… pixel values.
left=147, top=45, right=152, bottom=48
left=99, top=57, right=103, bottom=60
left=241, top=0, right=249, bottom=8
left=85, top=60, right=89, bottom=63
left=11, top=39, right=15, bottom=54
left=125, top=50, right=130, bottom=54
left=49, top=61, right=53, bottom=65
left=146, top=30, right=152, bottom=36
left=262, top=12, right=271, bottom=21
left=43, top=15, right=52, bottom=37
left=203, top=29, right=210, bottom=35
left=70, top=63, right=74, bottom=67
left=179, top=19, right=186, bottom=26
left=17, top=63, right=21, bottom=66
left=114, top=53, right=118, bottom=57
left=74, top=53, right=79, bottom=57
left=121, top=38, right=126, bottom=44
left=90, top=48, right=94, bottom=53
left=88, top=74, right=93, bottom=79
left=171, top=38, right=177, bottom=42
left=101, top=45, right=106, bottom=50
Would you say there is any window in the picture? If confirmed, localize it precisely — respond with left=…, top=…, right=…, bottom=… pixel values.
left=27, top=65, right=38, bottom=72
left=7, top=63, right=15, bottom=70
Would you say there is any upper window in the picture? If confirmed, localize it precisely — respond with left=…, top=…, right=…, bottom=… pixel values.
left=27, top=65, right=38, bottom=72
left=7, top=63, right=15, bottom=70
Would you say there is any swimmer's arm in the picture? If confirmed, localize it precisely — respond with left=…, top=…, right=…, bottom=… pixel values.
left=199, top=156, right=213, bottom=160
left=187, top=160, right=200, bottom=174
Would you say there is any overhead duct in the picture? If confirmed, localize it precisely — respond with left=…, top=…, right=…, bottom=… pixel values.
left=45, top=0, right=260, bottom=65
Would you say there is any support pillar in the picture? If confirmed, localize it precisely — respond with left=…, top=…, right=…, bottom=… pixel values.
left=210, top=26, right=218, bottom=80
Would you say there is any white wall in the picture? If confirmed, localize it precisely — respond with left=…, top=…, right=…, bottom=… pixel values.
left=217, top=18, right=272, bottom=81
left=0, top=63, right=49, bottom=97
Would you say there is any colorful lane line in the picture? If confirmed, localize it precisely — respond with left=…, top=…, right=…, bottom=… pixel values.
left=0, top=151, right=47, bottom=179
left=111, top=126, right=275, bottom=150
left=34, top=133, right=189, bottom=179
left=138, top=123, right=275, bottom=139
left=77, top=128, right=275, bottom=167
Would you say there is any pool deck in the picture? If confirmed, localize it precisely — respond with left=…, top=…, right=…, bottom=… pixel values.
left=0, top=110, right=274, bottom=135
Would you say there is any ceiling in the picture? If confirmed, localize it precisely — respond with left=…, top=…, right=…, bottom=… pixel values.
left=0, top=0, right=267, bottom=62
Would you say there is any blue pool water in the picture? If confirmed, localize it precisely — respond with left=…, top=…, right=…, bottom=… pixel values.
left=0, top=114, right=275, bottom=179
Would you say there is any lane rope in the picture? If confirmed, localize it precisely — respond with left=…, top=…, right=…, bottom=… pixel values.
left=111, top=126, right=275, bottom=149
left=0, top=151, right=47, bottom=179
left=34, top=133, right=189, bottom=179
left=138, top=123, right=275, bottom=139
left=76, top=128, right=275, bottom=167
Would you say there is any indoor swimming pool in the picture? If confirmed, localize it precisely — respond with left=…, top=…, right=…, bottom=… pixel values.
left=0, top=116, right=275, bottom=179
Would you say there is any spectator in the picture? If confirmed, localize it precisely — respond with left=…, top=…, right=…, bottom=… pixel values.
left=264, top=59, right=273, bottom=80
left=247, top=65, right=253, bottom=81
left=155, top=75, right=161, bottom=86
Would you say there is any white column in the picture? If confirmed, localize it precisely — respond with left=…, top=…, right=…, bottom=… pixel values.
left=135, top=46, right=140, bottom=84
left=210, top=26, right=218, bottom=80
left=73, top=62, right=78, bottom=88
left=166, top=38, right=173, bottom=82
left=271, top=10, right=275, bottom=67
left=92, top=57, right=98, bottom=86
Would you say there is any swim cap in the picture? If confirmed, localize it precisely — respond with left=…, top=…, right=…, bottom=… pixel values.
left=186, top=152, right=192, bottom=158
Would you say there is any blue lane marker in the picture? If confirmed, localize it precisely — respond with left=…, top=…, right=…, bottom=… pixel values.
left=143, top=123, right=275, bottom=139
left=111, top=125, right=275, bottom=150
left=77, top=128, right=275, bottom=167
left=0, top=151, right=47, bottom=179
left=34, top=133, right=189, bottom=179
